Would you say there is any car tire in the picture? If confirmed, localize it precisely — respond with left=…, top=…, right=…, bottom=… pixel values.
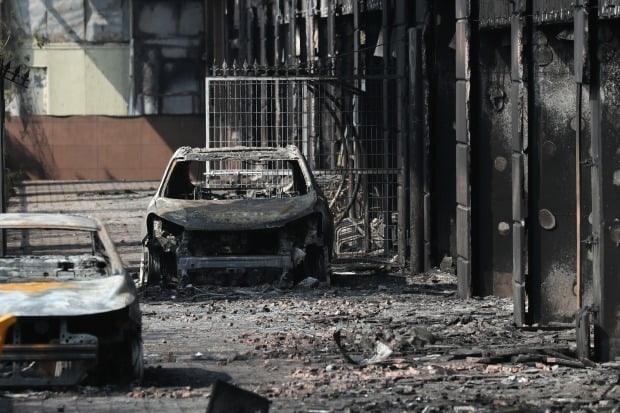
left=143, top=246, right=163, bottom=286
left=127, top=331, right=144, bottom=383
left=88, top=329, right=143, bottom=385
left=110, top=331, right=144, bottom=385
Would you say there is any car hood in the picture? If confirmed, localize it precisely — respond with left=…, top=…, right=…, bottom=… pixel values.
left=0, top=275, right=136, bottom=317
left=151, top=192, right=319, bottom=231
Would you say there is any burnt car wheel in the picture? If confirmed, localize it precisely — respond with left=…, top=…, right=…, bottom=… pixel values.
left=88, top=331, right=143, bottom=385
left=143, top=244, right=177, bottom=286
left=113, top=331, right=144, bottom=384
left=142, top=246, right=161, bottom=286
left=109, top=331, right=144, bottom=384
left=128, top=332, right=144, bottom=383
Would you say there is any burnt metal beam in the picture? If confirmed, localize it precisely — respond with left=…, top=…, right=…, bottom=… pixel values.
left=409, top=27, right=423, bottom=274
left=395, top=0, right=408, bottom=267
left=590, top=0, right=620, bottom=362
left=511, top=0, right=527, bottom=325
left=0, top=75, right=4, bottom=256
left=456, top=0, right=472, bottom=298
left=574, top=0, right=587, bottom=312
left=206, top=0, right=227, bottom=66
left=1, top=343, right=97, bottom=361
left=288, top=0, right=297, bottom=66
left=239, top=0, right=249, bottom=62
left=381, top=0, right=393, bottom=261
left=528, top=11, right=581, bottom=324
left=272, top=0, right=279, bottom=66
left=327, top=0, right=336, bottom=169
left=475, top=0, right=513, bottom=298
left=419, top=1, right=431, bottom=272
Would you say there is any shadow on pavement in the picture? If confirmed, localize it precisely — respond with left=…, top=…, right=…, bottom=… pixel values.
left=143, top=367, right=231, bottom=387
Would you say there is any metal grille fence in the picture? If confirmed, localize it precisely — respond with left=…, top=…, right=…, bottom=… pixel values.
left=205, top=69, right=399, bottom=263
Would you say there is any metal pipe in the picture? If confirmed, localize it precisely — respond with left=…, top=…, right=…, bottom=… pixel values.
left=327, top=0, right=336, bottom=169
left=352, top=0, right=360, bottom=223
left=0, top=75, right=5, bottom=256
left=128, top=0, right=135, bottom=114
left=0, top=2, right=4, bottom=257
left=206, top=79, right=211, bottom=149
left=273, top=0, right=280, bottom=66
left=240, top=0, right=248, bottom=62
left=288, top=0, right=296, bottom=66
left=395, top=0, right=407, bottom=266
left=246, top=0, right=254, bottom=63
left=576, top=83, right=582, bottom=308
left=409, top=28, right=423, bottom=274
left=381, top=0, right=391, bottom=258
left=420, top=3, right=431, bottom=271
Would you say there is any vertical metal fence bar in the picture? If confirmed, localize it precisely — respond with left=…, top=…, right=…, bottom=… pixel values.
left=381, top=0, right=392, bottom=261
left=205, top=78, right=211, bottom=148
left=396, top=0, right=408, bottom=266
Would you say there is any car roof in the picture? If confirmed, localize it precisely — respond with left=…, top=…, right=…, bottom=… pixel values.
left=0, top=213, right=100, bottom=231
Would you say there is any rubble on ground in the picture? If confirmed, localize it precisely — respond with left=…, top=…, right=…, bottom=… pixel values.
left=3, top=182, right=619, bottom=412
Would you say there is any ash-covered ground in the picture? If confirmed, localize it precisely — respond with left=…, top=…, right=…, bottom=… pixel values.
left=2, top=181, right=619, bottom=412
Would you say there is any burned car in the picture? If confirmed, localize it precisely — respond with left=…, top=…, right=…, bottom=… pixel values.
left=140, top=145, right=333, bottom=286
left=0, top=213, right=142, bottom=386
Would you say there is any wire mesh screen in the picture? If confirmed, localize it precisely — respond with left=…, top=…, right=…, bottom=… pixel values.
left=5, top=229, right=94, bottom=256
left=206, top=73, right=399, bottom=263
left=165, top=159, right=306, bottom=200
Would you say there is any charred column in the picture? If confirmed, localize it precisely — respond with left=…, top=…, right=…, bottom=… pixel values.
left=409, top=25, right=423, bottom=274
left=327, top=0, right=336, bottom=170
left=475, top=1, right=514, bottom=297
left=593, top=0, right=620, bottom=361
left=528, top=0, right=583, bottom=324
left=288, top=0, right=297, bottom=66
left=381, top=0, right=392, bottom=260
left=239, top=0, right=248, bottom=62
left=456, top=0, right=473, bottom=298
left=511, top=0, right=527, bottom=325
left=395, top=0, right=408, bottom=267
left=0, top=73, right=4, bottom=256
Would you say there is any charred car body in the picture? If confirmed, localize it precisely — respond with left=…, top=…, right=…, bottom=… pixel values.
left=140, top=145, right=333, bottom=286
left=0, top=213, right=142, bottom=386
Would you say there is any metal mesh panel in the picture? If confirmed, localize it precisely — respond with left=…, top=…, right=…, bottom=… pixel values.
left=533, top=0, right=574, bottom=24
left=5, top=229, right=94, bottom=256
left=167, top=159, right=305, bottom=200
left=479, top=0, right=512, bottom=29
left=601, top=0, right=620, bottom=19
left=205, top=72, right=399, bottom=263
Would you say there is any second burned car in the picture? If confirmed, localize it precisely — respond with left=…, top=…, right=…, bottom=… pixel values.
left=140, top=145, right=333, bottom=287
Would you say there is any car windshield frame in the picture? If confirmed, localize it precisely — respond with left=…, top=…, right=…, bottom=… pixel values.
left=162, top=155, right=311, bottom=201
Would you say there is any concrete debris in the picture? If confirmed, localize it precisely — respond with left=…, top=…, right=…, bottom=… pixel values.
left=333, top=330, right=393, bottom=366
left=439, top=255, right=454, bottom=272
left=297, top=277, right=320, bottom=289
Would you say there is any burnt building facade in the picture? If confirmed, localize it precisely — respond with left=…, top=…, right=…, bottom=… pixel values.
left=2, top=0, right=619, bottom=360
left=204, top=0, right=620, bottom=361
